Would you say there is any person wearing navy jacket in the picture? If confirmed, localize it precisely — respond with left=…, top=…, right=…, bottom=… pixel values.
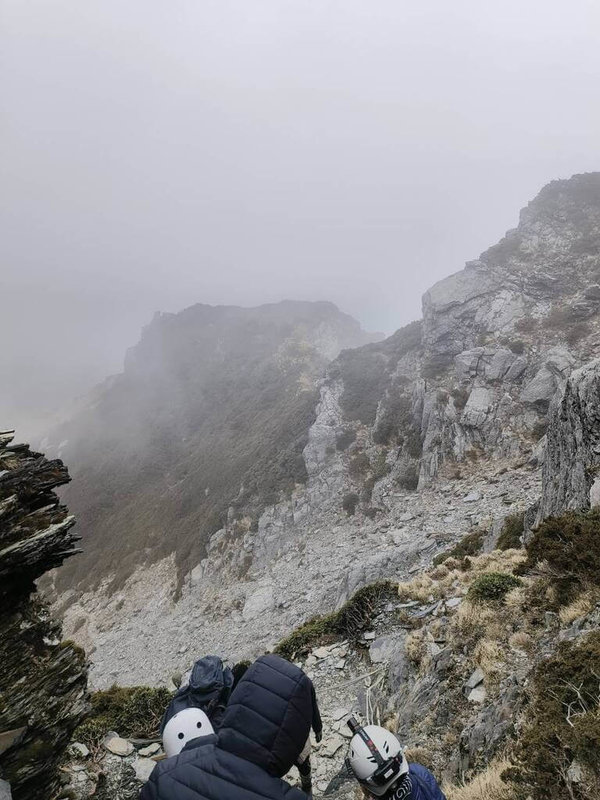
left=140, top=654, right=321, bottom=800
left=346, top=722, right=446, bottom=800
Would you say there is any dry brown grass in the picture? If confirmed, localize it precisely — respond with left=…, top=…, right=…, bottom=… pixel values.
left=558, top=588, right=598, bottom=625
left=398, top=573, right=438, bottom=603
left=445, top=761, right=514, bottom=800
left=473, top=639, right=505, bottom=679
left=508, top=631, right=534, bottom=653
left=405, top=629, right=427, bottom=666
left=450, top=601, right=498, bottom=647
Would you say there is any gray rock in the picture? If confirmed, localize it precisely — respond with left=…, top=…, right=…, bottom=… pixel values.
left=521, top=366, right=558, bottom=407
left=331, top=707, right=351, bottom=722
left=465, top=667, right=485, bottom=690
left=463, top=491, right=482, bottom=503
left=467, top=686, right=487, bottom=704
left=0, top=780, right=11, bottom=800
left=567, top=760, right=584, bottom=784
left=104, top=736, right=135, bottom=757
left=369, top=635, right=400, bottom=664
left=539, top=359, right=600, bottom=519
left=137, top=743, right=160, bottom=757
left=70, top=741, right=90, bottom=758
left=133, top=757, right=156, bottom=783
left=322, top=736, right=345, bottom=757
left=461, top=389, right=493, bottom=427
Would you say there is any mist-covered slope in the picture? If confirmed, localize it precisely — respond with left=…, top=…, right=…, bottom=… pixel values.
left=55, top=171, right=600, bottom=696
left=48, top=300, right=377, bottom=592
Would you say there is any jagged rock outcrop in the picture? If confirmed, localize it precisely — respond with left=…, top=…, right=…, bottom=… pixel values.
left=538, top=359, right=600, bottom=519
left=0, top=432, right=87, bottom=800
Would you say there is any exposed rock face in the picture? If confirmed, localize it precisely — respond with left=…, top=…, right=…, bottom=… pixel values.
left=0, top=433, right=87, bottom=799
left=538, top=359, right=600, bottom=519
left=54, top=172, right=600, bottom=689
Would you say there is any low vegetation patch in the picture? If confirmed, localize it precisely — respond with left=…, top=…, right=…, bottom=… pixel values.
left=342, top=492, right=359, bottom=516
left=497, top=512, right=524, bottom=550
left=73, top=685, right=171, bottom=750
left=274, top=580, right=397, bottom=659
left=446, top=760, right=515, bottom=800
left=514, top=632, right=600, bottom=799
left=522, top=509, right=600, bottom=607
left=433, top=530, right=484, bottom=566
left=333, top=321, right=422, bottom=425
left=467, top=572, right=522, bottom=605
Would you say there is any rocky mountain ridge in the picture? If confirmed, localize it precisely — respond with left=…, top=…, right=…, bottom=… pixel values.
left=54, top=171, right=600, bottom=694
left=47, top=300, right=378, bottom=595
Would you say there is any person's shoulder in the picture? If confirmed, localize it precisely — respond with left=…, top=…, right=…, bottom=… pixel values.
left=409, top=763, right=435, bottom=780
left=154, top=737, right=217, bottom=776
left=409, top=763, right=446, bottom=800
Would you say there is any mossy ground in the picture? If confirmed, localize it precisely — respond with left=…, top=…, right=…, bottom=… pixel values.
left=73, top=685, right=171, bottom=750
left=274, top=580, right=397, bottom=659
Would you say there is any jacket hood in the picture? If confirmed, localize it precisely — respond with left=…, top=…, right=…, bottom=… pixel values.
left=217, top=654, right=314, bottom=777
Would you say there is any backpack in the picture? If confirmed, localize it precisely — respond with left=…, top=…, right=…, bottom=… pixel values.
left=160, top=655, right=234, bottom=734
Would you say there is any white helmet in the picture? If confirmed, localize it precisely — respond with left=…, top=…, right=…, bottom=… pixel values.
left=347, top=725, right=408, bottom=796
left=162, top=708, right=215, bottom=758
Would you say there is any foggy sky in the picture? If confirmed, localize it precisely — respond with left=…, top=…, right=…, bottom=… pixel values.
left=2, top=0, right=600, bottom=439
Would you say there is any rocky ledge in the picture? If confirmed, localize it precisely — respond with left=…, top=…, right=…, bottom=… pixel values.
left=0, top=432, right=88, bottom=800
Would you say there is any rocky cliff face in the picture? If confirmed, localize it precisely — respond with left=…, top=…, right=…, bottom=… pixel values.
left=539, top=357, right=600, bottom=519
left=0, top=432, right=87, bottom=800
left=51, top=174, right=600, bottom=691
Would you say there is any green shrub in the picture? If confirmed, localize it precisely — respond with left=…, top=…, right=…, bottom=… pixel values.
left=349, top=453, right=370, bottom=480
left=523, top=510, right=600, bottom=607
left=422, top=353, right=453, bottom=379
left=433, top=530, right=484, bottom=566
left=333, top=322, right=422, bottom=424
left=342, top=493, right=359, bottom=516
left=274, top=580, right=396, bottom=659
left=373, top=394, right=420, bottom=449
left=371, top=450, right=391, bottom=482
left=73, top=685, right=171, bottom=749
left=515, top=632, right=600, bottom=799
left=467, top=572, right=522, bottom=605
left=497, top=512, right=525, bottom=550
left=397, top=467, right=419, bottom=491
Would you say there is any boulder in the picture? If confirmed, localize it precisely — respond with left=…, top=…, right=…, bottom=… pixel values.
left=137, top=743, right=160, bottom=757
left=465, top=667, right=485, bottom=690
left=369, top=635, right=400, bottom=664
left=538, top=359, right=600, bottom=519
left=521, top=366, right=558, bottom=407
left=461, top=388, right=493, bottom=427
left=104, top=737, right=135, bottom=757
left=133, top=757, right=156, bottom=782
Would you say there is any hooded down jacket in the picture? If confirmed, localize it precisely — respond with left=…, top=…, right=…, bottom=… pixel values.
left=140, top=655, right=316, bottom=800
left=405, top=764, right=447, bottom=800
